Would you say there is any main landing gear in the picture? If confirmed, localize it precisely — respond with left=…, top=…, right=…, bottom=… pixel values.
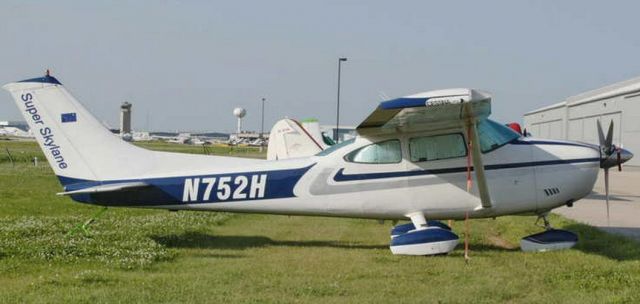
left=520, top=213, right=578, bottom=252
left=389, top=212, right=459, bottom=255
left=389, top=212, right=579, bottom=256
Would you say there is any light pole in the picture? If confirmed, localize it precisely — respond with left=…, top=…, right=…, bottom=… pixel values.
left=335, top=57, right=347, bottom=142
left=260, top=97, right=266, bottom=151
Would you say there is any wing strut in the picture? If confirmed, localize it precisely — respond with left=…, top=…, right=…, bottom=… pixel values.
left=464, top=104, right=492, bottom=209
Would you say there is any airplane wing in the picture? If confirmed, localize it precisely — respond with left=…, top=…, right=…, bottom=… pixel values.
left=358, top=88, right=492, bottom=208
left=357, top=88, right=491, bottom=131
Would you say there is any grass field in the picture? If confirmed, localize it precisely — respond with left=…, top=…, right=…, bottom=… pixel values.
left=1, top=139, right=640, bottom=303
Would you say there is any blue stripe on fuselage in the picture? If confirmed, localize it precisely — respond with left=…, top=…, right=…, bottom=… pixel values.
left=333, top=157, right=600, bottom=182
left=58, top=164, right=315, bottom=206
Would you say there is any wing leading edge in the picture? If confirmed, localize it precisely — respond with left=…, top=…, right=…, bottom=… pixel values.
left=357, top=88, right=491, bottom=131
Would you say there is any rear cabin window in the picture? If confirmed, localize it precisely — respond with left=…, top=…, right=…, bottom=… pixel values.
left=409, top=133, right=467, bottom=162
left=345, top=140, right=402, bottom=164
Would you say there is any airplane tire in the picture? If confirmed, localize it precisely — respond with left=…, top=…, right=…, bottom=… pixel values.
left=390, top=227, right=459, bottom=255
left=520, top=229, right=578, bottom=252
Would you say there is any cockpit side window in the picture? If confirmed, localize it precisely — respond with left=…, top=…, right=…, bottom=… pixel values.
left=409, top=133, right=467, bottom=162
left=344, top=139, right=402, bottom=164
left=477, top=119, right=521, bottom=153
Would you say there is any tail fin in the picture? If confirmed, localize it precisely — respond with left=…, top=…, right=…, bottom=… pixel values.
left=2, top=74, right=154, bottom=182
left=299, top=119, right=336, bottom=147
left=266, top=118, right=324, bottom=160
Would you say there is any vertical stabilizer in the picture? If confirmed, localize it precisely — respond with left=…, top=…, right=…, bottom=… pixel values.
left=2, top=74, right=153, bottom=182
left=267, top=119, right=324, bottom=160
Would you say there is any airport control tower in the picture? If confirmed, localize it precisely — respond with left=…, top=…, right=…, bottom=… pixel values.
left=120, top=101, right=132, bottom=135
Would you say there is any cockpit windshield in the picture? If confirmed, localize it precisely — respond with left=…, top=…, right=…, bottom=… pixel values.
left=315, top=138, right=356, bottom=156
left=477, top=119, right=521, bottom=152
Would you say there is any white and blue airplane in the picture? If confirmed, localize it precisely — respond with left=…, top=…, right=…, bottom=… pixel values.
left=2, top=73, right=633, bottom=255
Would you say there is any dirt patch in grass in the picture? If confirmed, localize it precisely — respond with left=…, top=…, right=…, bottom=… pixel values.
left=487, top=235, right=518, bottom=250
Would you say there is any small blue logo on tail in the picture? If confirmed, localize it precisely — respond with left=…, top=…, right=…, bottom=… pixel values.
left=61, top=113, right=77, bottom=123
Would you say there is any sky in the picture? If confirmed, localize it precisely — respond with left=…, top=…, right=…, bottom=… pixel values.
left=1, top=1, right=640, bottom=133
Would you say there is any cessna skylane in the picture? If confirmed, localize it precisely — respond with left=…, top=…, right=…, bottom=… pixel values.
left=3, top=72, right=633, bottom=255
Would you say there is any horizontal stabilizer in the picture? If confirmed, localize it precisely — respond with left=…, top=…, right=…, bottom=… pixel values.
left=57, top=181, right=149, bottom=196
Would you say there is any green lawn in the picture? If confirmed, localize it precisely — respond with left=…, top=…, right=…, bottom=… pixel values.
left=1, top=140, right=639, bottom=303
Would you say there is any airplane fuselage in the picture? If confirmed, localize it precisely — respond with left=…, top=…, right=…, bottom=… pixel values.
left=68, top=134, right=600, bottom=221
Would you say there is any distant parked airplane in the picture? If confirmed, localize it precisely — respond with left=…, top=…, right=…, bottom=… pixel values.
left=0, top=126, right=33, bottom=138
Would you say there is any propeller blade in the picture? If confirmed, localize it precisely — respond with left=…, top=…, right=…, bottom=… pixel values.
left=597, top=120, right=606, bottom=148
left=605, top=120, right=614, bottom=152
left=604, top=168, right=610, bottom=227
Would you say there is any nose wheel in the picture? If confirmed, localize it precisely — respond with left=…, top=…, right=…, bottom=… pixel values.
left=521, top=213, right=578, bottom=252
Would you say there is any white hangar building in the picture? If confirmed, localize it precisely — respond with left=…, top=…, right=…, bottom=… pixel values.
left=524, top=77, right=640, bottom=166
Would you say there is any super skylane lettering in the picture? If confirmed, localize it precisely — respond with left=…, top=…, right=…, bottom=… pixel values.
left=21, top=93, right=68, bottom=169
left=182, top=174, right=267, bottom=202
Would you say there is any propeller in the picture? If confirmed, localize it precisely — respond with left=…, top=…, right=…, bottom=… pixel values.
left=596, top=120, right=633, bottom=226
left=597, top=120, right=613, bottom=226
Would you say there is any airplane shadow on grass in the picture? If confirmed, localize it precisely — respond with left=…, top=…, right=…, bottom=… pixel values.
left=564, top=222, right=640, bottom=261
left=152, top=232, right=515, bottom=254
left=152, top=224, right=640, bottom=261
left=152, top=232, right=388, bottom=251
